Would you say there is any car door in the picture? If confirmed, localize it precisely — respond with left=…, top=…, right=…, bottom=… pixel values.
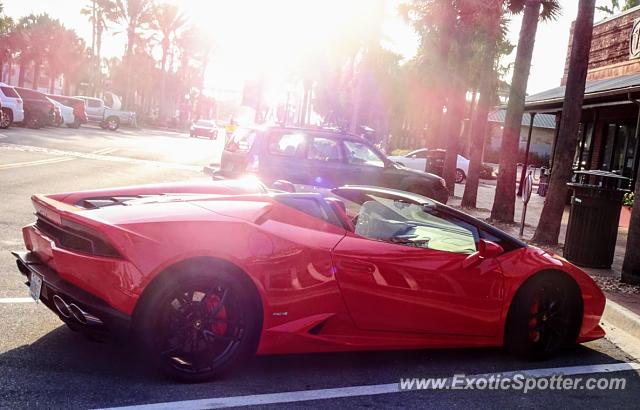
left=331, top=191, right=504, bottom=337
left=340, top=139, right=387, bottom=185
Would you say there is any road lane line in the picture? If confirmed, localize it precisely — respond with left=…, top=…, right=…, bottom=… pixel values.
left=0, top=156, right=75, bottom=169
left=98, top=362, right=640, bottom=410
left=0, top=143, right=201, bottom=172
left=0, top=297, right=34, bottom=303
left=0, top=146, right=118, bottom=169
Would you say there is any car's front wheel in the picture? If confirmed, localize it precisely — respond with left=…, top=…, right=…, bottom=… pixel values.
left=0, top=108, right=13, bottom=129
left=505, top=272, right=582, bottom=360
left=137, top=267, right=261, bottom=382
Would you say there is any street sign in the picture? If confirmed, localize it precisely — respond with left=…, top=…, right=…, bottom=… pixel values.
left=520, top=171, right=534, bottom=237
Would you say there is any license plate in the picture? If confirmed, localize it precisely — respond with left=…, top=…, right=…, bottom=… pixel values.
left=29, top=273, right=43, bottom=302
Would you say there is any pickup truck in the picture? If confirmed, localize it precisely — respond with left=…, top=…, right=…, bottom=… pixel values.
left=75, top=93, right=136, bottom=131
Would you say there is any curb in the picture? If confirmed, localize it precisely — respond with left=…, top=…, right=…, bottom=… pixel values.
left=602, top=299, right=640, bottom=341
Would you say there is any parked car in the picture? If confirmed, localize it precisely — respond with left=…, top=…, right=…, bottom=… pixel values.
left=221, top=126, right=450, bottom=203
left=75, top=95, right=136, bottom=131
left=12, top=179, right=605, bottom=381
left=388, top=148, right=470, bottom=184
left=47, top=94, right=87, bottom=128
left=0, top=82, right=24, bottom=128
left=190, top=119, right=218, bottom=139
left=48, top=98, right=75, bottom=127
left=14, top=87, right=55, bottom=129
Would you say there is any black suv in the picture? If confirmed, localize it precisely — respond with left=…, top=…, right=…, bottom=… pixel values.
left=220, top=126, right=449, bottom=203
left=14, top=87, right=55, bottom=129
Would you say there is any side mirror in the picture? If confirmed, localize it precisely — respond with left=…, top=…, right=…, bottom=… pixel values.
left=462, top=239, right=504, bottom=268
left=271, top=180, right=296, bottom=193
left=478, top=239, right=504, bottom=258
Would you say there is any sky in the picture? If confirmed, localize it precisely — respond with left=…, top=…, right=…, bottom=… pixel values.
left=0, top=0, right=622, bottom=96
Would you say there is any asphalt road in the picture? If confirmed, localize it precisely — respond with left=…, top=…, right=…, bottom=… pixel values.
left=0, top=125, right=638, bottom=409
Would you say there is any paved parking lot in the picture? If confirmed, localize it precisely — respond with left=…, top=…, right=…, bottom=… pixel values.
left=0, top=125, right=638, bottom=409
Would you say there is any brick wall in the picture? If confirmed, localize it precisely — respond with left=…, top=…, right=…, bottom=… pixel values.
left=562, top=7, right=640, bottom=84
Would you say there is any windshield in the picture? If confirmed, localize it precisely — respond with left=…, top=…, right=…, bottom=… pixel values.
left=332, top=191, right=477, bottom=254
left=195, top=120, right=214, bottom=127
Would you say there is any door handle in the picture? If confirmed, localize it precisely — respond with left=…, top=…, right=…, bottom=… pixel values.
left=338, top=260, right=376, bottom=274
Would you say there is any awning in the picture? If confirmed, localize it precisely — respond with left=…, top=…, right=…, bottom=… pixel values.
left=488, top=110, right=556, bottom=129
left=524, top=72, right=640, bottom=113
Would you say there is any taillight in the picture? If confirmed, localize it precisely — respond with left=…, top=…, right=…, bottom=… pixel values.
left=59, top=218, right=122, bottom=258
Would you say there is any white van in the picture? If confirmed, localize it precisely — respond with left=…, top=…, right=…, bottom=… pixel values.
left=0, top=82, right=25, bottom=128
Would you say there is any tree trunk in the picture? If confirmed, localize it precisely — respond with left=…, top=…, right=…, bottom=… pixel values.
left=49, top=76, right=54, bottom=94
left=462, top=4, right=501, bottom=208
left=159, top=40, right=169, bottom=122
left=97, top=17, right=104, bottom=95
left=18, top=61, right=25, bottom=87
left=532, top=0, right=595, bottom=245
left=490, top=0, right=542, bottom=223
left=622, top=171, right=640, bottom=284
left=32, top=60, right=40, bottom=90
left=124, top=27, right=135, bottom=109
left=442, top=64, right=467, bottom=195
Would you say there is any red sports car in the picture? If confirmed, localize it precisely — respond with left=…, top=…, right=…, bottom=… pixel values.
left=13, top=179, right=606, bottom=382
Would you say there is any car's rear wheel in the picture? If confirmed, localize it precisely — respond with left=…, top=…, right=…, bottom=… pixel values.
left=70, top=118, right=81, bottom=129
left=105, top=116, right=120, bottom=131
left=0, top=108, right=13, bottom=129
left=455, top=169, right=466, bottom=184
left=505, top=272, right=581, bottom=360
left=137, top=269, right=260, bottom=382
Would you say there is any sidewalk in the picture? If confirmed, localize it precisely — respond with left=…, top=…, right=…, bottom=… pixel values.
left=450, top=183, right=640, bottom=324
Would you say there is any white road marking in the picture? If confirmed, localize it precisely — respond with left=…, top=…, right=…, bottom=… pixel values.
left=98, top=362, right=640, bottom=410
left=0, top=143, right=201, bottom=172
left=0, top=156, right=75, bottom=169
left=0, top=297, right=35, bottom=304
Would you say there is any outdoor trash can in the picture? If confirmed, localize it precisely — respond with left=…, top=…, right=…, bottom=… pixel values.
left=563, top=170, right=630, bottom=269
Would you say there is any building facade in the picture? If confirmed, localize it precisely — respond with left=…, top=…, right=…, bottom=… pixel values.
left=526, top=6, right=640, bottom=190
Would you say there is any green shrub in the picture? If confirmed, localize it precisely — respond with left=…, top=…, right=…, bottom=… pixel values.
left=623, top=192, right=634, bottom=207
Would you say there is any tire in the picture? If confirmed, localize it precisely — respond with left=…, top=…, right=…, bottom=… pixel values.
left=105, top=116, right=120, bottom=131
left=0, top=108, right=13, bottom=129
left=26, top=113, right=41, bottom=129
left=136, top=266, right=261, bottom=382
left=455, top=169, right=466, bottom=184
left=505, top=272, right=582, bottom=360
left=70, top=118, right=81, bottom=129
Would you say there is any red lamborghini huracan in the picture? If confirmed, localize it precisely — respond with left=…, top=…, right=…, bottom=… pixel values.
left=13, top=178, right=606, bottom=381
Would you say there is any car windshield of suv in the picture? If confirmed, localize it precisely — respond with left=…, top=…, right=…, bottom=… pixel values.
left=343, top=140, right=385, bottom=167
left=195, top=120, right=214, bottom=127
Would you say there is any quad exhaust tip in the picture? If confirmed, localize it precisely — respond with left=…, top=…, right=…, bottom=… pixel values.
left=52, top=294, right=103, bottom=326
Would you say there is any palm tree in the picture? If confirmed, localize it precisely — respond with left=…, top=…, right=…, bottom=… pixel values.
left=461, top=4, right=505, bottom=208
left=82, top=0, right=116, bottom=95
left=490, top=0, right=560, bottom=223
left=532, top=1, right=596, bottom=245
left=0, top=15, right=14, bottom=82
left=152, top=2, right=187, bottom=120
left=109, top=0, right=155, bottom=107
left=597, top=0, right=640, bottom=14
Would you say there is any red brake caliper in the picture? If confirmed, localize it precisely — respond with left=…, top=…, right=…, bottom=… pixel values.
left=206, top=294, right=228, bottom=336
left=528, top=300, right=540, bottom=342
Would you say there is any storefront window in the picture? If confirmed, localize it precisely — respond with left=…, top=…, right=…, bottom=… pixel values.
left=573, top=122, right=593, bottom=170
left=600, top=123, right=637, bottom=178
